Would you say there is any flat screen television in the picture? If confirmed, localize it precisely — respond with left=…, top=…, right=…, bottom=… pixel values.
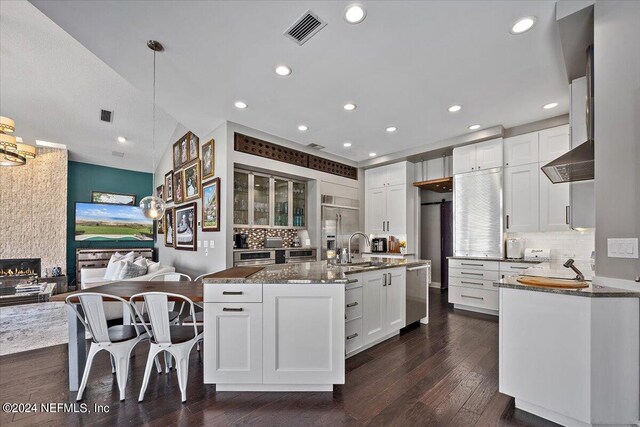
left=74, top=202, right=154, bottom=241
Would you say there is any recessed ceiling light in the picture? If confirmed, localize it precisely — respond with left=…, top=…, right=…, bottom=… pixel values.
left=448, top=105, right=462, bottom=112
left=343, top=103, right=357, bottom=111
left=297, top=125, right=308, bottom=132
left=343, top=142, right=352, bottom=148
left=386, top=126, right=397, bottom=133
left=275, top=65, right=292, bottom=76
left=510, top=16, right=537, bottom=35
left=468, top=124, right=481, bottom=130
left=235, top=101, right=248, bottom=109
left=36, top=140, right=67, bottom=149
left=369, top=152, right=377, bottom=157
left=543, top=102, right=558, bottom=110
left=344, top=4, right=366, bottom=24
left=117, top=136, right=127, bottom=143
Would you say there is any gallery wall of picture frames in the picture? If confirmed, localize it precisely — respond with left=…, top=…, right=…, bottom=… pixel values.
left=159, top=132, right=219, bottom=251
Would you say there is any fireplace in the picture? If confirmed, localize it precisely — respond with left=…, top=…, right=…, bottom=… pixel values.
left=0, top=258, right=41, bottom=278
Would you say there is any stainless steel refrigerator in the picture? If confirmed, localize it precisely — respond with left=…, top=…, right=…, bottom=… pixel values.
left=321, top=195, right=360, bottom=259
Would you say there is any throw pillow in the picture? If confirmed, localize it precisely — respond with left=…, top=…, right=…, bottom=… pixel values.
left=147, top=261, right=162, bottom=275
left=104, top=254, right=135, bottom=280
left=118, top=260, right=148, bottom=280
left=103, top=252, right=125, bottom=280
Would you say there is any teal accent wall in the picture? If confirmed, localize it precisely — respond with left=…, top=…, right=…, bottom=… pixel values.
left=67, top=161, right=154, bottom=287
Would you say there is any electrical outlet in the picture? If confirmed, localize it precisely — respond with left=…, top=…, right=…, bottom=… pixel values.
left=203, top=240, right=209, bottom=248
left=607, top=238, right=638, bottom=259
left=210, top=240, right=215, bottom=248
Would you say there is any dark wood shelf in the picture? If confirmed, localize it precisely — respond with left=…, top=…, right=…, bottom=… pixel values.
left=413, top=177, right=453, bottom=193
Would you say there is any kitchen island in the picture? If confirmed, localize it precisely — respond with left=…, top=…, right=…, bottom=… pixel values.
left=496, top=275, right=640, bottom=427
left=202, top=258, right=430, bottom=392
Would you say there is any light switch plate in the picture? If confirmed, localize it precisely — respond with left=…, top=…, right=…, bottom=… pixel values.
left=197, top=240, right=202, bottom=248
left=209, top=240, right=215, bottom=248
left=607, top=238, right=638, bottom=259
left=203, top=240, right=209, bottom=248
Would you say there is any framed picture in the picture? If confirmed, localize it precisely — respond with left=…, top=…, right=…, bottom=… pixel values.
left=173, top=170, right=184, bottom=204
left=91, top=191, right=136, bottom=206
left=156, top=214, right=164, bottom=235
left=202, top=178, right=220, bottom=231
left=201, top=139, right=215, bottom=180
left=156, top=184, right=164, bottom=201
left=174, top=202, right=197, bottom=251
left=172, top=142, right=181, bottom=170
left=180, top=136, right=188, bottom=166
left=182, top=160, right=201, bottom=202
left=188, top=132, right=199, bottom=162
left=164, top=207, right=174, bottom=247
left=164, top=171, right=174, bottom=202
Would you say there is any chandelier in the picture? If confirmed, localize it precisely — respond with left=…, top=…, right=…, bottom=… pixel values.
left=0, top=116, right=37, bottom=167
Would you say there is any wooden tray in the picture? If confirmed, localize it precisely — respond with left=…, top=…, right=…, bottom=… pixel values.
left=516, top=276, right=588, bottom=289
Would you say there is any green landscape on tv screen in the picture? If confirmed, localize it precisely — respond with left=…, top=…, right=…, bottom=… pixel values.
left=75, top=202, right=153, bottom=241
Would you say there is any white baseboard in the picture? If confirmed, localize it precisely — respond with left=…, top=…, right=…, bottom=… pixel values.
left=215, top=384, right=333, bottom=392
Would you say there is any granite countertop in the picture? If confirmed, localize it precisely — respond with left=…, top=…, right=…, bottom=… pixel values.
left=495, top=276, right=640, bottom=298
left=362, top=252, right=416, bottom=257
left=204, top=257, right=430, bottom=284
left=448, top=256, right=541, bottom=264
left=233, top=247, right=316, bottom=252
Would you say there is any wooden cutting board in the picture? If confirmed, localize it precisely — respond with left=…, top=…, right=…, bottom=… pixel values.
left=516, top=276, right=588, bottom=289
left=203, top=267, right=264, bottom=280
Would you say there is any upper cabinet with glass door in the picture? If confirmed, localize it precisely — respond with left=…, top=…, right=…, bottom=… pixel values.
left=233, top=170, right=306, bottom=229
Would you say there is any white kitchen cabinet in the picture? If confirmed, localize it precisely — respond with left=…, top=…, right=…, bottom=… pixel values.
left=475, top=139, right=504, bottom=170
left=504, top=132, right=539, bottom=167
left=385, top=184, right=406, bottom=234
left=385, top=268, right=406, bottom=332
left=262, top=283, right=344, bottom=386
left=504, top=164, right=539, bottom=232
left=452, top=144, right=477, bottom=174
left=203, top=302, right=262, bottom=384
left=367, top=187, right=386, bottom=234
left=453, top=138, right=503, bottom=174
left=365, top=166, right=387, bottom=189
left=538, top=125, right=570, bottom=163
left=539, top=167, right=571, bottom=231
left=362, top=268, right=406, bottom=346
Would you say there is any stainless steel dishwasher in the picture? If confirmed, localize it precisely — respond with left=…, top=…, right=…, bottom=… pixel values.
left=406, top=264, right=430, bottom=326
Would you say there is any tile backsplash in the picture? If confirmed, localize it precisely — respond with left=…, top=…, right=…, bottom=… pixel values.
left=506, top=230, right=595, bottom=261
left=234, top=228, right=299, bottom=249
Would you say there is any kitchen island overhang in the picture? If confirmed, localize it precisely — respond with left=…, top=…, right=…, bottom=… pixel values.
left=202, top=258, right=430, bottom=392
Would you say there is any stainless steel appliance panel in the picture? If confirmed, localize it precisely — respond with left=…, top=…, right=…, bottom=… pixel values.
left=406, top=264, right=429, bottom=325
left=453, top=168, right=503, bottom=258
left=321, top=199, right=360, bottom=259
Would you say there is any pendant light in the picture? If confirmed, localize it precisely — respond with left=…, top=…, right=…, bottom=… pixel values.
left=139, top=40, right=166, bottom=220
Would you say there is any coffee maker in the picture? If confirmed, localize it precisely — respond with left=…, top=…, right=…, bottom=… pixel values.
left=234, top=233, right=248, bottom=249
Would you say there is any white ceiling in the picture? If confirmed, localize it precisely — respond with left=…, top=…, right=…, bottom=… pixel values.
left=0, top=1, right=179, bottom=172
left=24, top=0, right=568, bottom=165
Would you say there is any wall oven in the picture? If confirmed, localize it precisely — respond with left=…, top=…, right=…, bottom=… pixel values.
left=285, top=248, right=317, bottom=264
left=233, top=250, right=276, bottom=267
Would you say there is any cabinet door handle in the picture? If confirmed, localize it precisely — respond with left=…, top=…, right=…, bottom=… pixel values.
left=382, top=221, right=385, bottom=232
left=383, top=274, right=387, bottom=287
left=565, top=205, right=570, bottom=225
left=223, top=307, right=244, bottom=312
left=346, top=302, right=359, bottom=308
left=346, top=333, right=359, bottom=340
left=222, top=291, right=243, bottom=295
left=461, top=262, right=483, bottom=267
left=461, top=294, right=484, bottom=300
left=461, top=272, right=483, bottom=276
left=386, top=221, right=390, bottom=231
left=509, top=266, right=523, bottom=269
left=387, top=272, right=392, bottom=286
left=506, top=215, right=510, bottom=229
left=461, top=281, right=483, bottom=286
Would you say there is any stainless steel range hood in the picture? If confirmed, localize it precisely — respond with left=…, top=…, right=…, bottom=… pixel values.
left=542, top=46, right=594, bottom=184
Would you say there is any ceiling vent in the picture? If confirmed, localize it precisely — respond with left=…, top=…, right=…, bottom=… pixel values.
left=111, top=151, right=124, bottom=158
left=307, top=143, right=325, bottom=150
left=100, top=109, right=113, bottom=123
left=284, top=10, right=327, bottom=45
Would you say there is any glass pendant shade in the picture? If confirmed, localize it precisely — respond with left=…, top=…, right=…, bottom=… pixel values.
left=139, top=195, right=166, bottom=220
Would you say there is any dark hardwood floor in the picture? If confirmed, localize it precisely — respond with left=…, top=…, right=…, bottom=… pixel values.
left=0, top=289, right=556, bottom=427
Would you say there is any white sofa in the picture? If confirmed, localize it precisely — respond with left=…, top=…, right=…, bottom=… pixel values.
left=80, top=264, right=175, bottom=320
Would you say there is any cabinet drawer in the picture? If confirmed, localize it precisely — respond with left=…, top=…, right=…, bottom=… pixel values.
left=449, top=286, right=499, bottom=311
left=345, top=318, right=363, bottom=355
left=345, top=278, right=361, bottom=290
left=449, top=268, right=499, bottom=281
left=345, top=287, right=363, bottom=321
left=204, top=283, right=262, bottom=303
left=449, top=259, right=499, bottom=271
left=500, top=262, right=537, bottom=273
left=449, top=276, right=497, bottom=291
